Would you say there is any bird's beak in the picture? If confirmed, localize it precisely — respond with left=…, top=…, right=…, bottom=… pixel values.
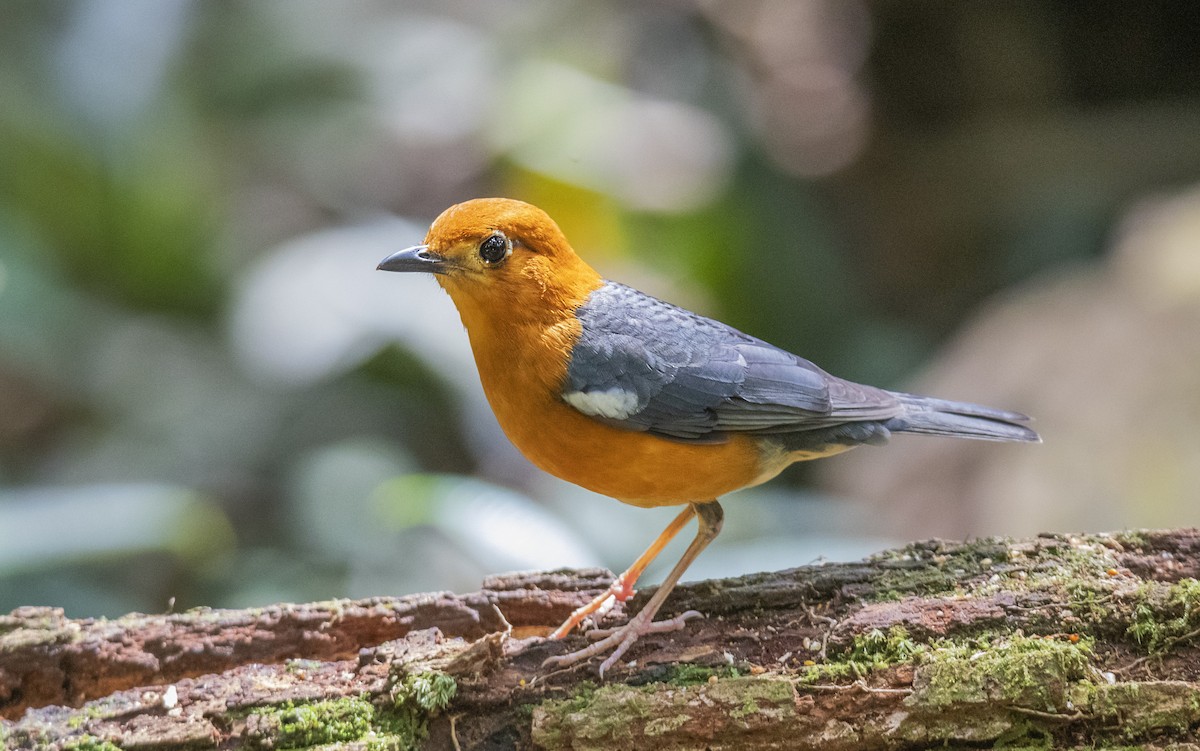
left=376, top=245, right=448, bottom=274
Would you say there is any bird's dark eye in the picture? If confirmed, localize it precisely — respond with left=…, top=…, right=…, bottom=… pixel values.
left=479, top=233, right=511, bottom=265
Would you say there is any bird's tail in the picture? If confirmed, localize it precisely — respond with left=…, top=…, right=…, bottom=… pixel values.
left=884, top=392, right=1040, bottom=443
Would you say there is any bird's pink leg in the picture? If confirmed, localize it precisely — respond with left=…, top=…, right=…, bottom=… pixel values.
left=549, top=505, right=696, bottom=639
left=545, top=501, right=724, bottom=676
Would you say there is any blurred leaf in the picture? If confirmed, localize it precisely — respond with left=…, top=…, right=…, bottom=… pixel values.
left=372, top=473, right=600, bottom=572
left=183, top=2, right=360, bottom=122
left=0, top=482, right=233, bottom=575
left=718, top=161, right=865, bottom=378
left=0, top=217, right=89, bottom=378
left=500, top=170, right=627, bottom=263
left=287, top=438, right=416, bottom=557
left=0, top=97, right=223, bottom=315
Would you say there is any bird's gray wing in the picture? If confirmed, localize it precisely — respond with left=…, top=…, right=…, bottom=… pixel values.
left=561, top=282, right=901, bottom=442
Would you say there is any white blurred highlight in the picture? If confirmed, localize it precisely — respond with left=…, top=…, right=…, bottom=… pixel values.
left=56, top=0, right=192, bottom=133
left=230, top=218, right=467, bottom=387
left=0, top=483, right=230, bottom=571
left=355, top=473, right=602, bottom=595
left=381, top=475, right=602, bottom=572
left=228, top=218, right=530, bottom=479
left=1114, top=186, right=1200, bottom=306
left=366, top=16, right=498, bottom=146
left=490, top=61, right=734, bottom=212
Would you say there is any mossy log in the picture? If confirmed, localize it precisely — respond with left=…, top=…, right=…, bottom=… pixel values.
left=4, top=529, right=1200, bottom=750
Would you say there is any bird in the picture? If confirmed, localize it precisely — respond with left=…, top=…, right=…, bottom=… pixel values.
left=377, top=197, right=1039, bottom=676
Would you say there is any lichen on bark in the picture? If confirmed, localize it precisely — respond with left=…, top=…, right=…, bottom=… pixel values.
left=4, top=530, right=1200, bottom=749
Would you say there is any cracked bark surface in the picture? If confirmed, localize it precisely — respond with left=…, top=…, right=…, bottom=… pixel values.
left=4, top=529, right=1200, bottom=749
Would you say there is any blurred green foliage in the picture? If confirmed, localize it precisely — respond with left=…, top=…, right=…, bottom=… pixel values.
left=1, top=0, right=1199, bottom=617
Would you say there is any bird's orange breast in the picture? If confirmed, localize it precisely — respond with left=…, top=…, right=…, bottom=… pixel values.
left=462, top=308, right=770, bottom=508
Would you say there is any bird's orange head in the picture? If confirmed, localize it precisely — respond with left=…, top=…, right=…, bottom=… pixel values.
left=377, top=198, right=602, bottom=326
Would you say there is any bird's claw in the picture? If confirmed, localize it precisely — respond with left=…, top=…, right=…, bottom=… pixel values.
left=610, top=573, right=637, bottom=602
left=585, top=609, right=703, bottom=641
left=542, top=610, right=705, bottom=677
left=547, top=574, right=639, bottom=639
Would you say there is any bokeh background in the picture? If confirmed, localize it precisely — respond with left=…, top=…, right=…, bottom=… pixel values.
left=3, top=0, right=1200, bottom=618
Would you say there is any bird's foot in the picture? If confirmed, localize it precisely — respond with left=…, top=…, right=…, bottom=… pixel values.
left=548, top=574, right=637, bottom=639
left=543, top=609, right=703, bottom=677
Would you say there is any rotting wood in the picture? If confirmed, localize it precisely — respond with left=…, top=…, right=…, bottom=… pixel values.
left=3, top=529, right=1200, bottom=749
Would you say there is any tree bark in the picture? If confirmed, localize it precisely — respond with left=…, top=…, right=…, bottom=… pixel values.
left=4, top=529, right=1200, bottom=749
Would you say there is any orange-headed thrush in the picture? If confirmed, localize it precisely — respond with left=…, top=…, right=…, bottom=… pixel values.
left=377, top=197, right=1039, bottom=675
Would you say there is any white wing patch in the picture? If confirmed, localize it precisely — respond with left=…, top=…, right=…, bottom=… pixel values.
left=563, top=388, right=641, bottom=420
